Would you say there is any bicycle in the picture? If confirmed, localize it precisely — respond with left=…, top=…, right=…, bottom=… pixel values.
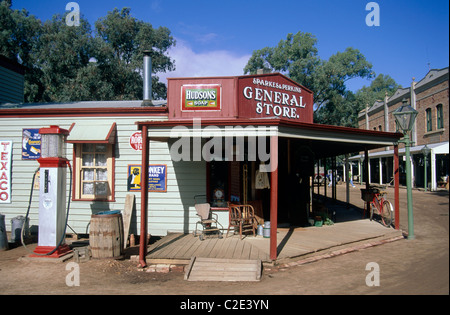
left=361, top=186, right=394, bottom=227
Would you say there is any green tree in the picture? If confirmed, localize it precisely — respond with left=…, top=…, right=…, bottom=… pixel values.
left=244, top=31, right=374, bottom=125
left=36, top=13, right=95, bottom=102
left=93, top=7, right=175, bottom=101
left=315, top=73, right=401, bottom=127
left=354, top=74, right=400, bottom=110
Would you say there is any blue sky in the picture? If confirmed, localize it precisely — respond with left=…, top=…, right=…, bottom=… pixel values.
left=12, top=0, right=450, bottom=92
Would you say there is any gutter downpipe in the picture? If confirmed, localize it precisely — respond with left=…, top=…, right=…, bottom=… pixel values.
left=139, top=125, right=149, bottom=267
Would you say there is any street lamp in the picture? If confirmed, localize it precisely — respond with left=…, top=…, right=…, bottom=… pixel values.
left=421, top=145, right=431, bottom=192
left=393, top=98, right=418, bottom=240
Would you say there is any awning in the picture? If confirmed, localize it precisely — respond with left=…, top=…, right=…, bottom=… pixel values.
left=349, top=141, right=449, bottom=160
left=136, top=118, right=402, bottom=159
left=66, top=122, right=116, bottom=144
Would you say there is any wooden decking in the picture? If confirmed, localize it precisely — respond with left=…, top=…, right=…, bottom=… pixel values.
left=147, top=218, right=404, bottom=263
left=184, top=257, right=262, bottom=281
left=147, top=232, right=270, bottom=262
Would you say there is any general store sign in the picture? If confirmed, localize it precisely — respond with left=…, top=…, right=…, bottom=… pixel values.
left=181, top=84, right=221, bottom=111
left=238, top=75, right=314, bottom=123
left=0, top=140, right=12, bottom=203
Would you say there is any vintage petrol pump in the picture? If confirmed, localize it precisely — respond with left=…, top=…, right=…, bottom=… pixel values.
left=30, top=125, right=71, bottom=258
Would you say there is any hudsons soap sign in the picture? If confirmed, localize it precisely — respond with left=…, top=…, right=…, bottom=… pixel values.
left=238, top=74, right=314, bottom=123
left=181, top=84, right=222, bottom=111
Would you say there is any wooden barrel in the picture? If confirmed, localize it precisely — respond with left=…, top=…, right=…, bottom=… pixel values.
left=89, top=213, right=124, bottom=259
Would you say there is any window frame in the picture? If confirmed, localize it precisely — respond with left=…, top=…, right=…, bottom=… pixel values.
left=72, top=142, right=115, bottom=201
left=436, top=104, right=444, bottom=130
left=426, top=108, right=433, bottom=132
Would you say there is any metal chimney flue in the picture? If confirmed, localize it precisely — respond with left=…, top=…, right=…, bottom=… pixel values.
left=142, top=50, right=153, bottom=106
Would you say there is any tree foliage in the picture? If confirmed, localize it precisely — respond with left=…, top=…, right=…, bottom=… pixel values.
left=244, top=31, right=380, bottom=126
left=0, top=2, right=175, bottom=103
left=314, top=74, right=401, bottom=127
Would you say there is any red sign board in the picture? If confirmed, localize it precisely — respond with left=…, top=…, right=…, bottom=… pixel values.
left=238, top=74, right=313, bottom=123
left=181, top=84, right=221, bottom=111
left=129, top=131, right=142, bottom=151
left=167, top=73, right=313, bottom=123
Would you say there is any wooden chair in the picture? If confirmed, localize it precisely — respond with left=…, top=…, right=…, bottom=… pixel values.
left=226, top=203, right=257, bottom=240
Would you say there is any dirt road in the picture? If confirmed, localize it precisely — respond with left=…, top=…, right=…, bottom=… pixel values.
left=0, top=185, right=448, bottom=296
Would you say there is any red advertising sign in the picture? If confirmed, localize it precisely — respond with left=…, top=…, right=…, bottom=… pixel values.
left=181, top=84, right=221, bottom=111
left=238, top=74, right=314, bottom=123
left=0, top=140, right=12, bottom=203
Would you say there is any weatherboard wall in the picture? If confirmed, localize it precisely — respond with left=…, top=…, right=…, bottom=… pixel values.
left=0, top=114, right=207, bottom=237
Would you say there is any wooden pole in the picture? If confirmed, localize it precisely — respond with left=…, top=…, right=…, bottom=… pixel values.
left=270, top=136, right=278, bottom=261
left=364, top=149, right=370, bottom=217
left=139, top=125, right=149, bottom=268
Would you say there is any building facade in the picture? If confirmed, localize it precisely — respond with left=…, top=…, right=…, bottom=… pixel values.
left=356, top=67, right=449, bottom=191
left=1, top=71, right=403, bottom=261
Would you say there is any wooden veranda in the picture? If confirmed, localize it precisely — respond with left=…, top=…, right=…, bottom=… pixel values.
left=146, top=212, right=403, bottom=263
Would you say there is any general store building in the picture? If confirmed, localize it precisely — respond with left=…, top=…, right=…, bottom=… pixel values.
left=1, top=67, right=403, bottom=261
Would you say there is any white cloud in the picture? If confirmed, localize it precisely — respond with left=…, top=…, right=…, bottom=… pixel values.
left=157, top=39, right=251, bottom=84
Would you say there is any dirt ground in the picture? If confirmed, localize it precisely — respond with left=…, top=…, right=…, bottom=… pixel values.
left=1, top=184, right=448, bottom=297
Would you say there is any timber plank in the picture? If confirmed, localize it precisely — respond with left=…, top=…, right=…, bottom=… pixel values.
left=148, top=233, right=188, bottom=259
left=223, top=238, right=239, bottom=259
left=212, top=237, right=232, bottom=258
left=185, top=257, right=262, bottom=281
left=162, top=234, right=195, bottom=259
left=232, top=239, right=245, bottom=259
left=122, top=194, right=135, bottom=249
left=183, top=237, right=204, bottom=258
left=194, top=237, right=219, bottom=258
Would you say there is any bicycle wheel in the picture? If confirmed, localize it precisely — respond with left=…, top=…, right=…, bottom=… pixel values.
left=381, top=200, right=393, bottom=227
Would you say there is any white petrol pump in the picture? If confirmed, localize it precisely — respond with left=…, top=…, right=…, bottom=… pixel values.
left=30, top=125, right=72, bottom=258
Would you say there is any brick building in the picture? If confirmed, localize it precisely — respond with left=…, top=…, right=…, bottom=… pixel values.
left=353, top=67, right=449, bottom=191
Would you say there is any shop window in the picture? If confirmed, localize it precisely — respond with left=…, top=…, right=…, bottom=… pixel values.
left=426, top=108, right=432, bottom=132
left=437, top=104, right=444, bottom=129
left=74, top=143, right=114, bottom=201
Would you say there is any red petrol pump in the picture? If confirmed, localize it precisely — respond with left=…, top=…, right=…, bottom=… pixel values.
left=29, top=125, right=72, bottom=258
